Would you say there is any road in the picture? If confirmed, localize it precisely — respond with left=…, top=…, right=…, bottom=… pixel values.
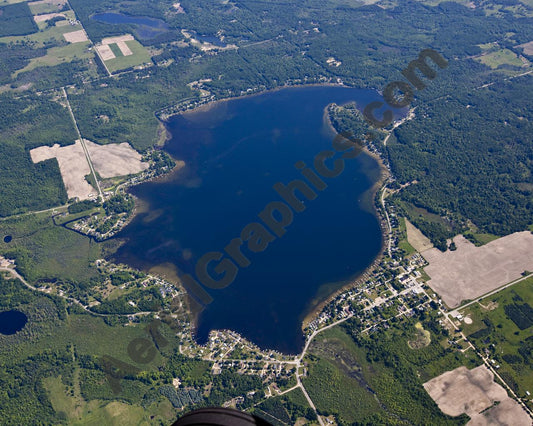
left=62, top=87, right=104, bottom=201
left=0, top=204, right=67, bottom=222
left=449, top=273, right=533, bottom=317
left=380, top=184, right=392, bottom=258
left=441, top=309, right=533, bottom=418
left=0, top=265, right=151, bottom=318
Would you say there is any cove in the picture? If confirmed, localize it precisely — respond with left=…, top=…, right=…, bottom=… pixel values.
left=0, top=310, right=28, bottom=335
left=113, top=86, right=398, bottom=354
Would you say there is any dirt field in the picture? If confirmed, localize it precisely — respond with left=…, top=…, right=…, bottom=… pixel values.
left=85, top=140, right=149, bottom=178
left=30, top=140, right=149, bottom=200
left=116, top=41, right=132, bottom=56
left=97, top=35, right=135, bottom=61
left=96, top=44, right=115, bottom=61
left=519, top=41, right=533, bottom=55
left=101, top=34, right=135, bottom=45
left=424, top=365, right=530, bottom=425
left=30, top=141, right=94, bottom=200
left=33, top=12, right=65, bottom=22
left=422, top=232, right=533, bottom=308
left=468, top=398, right=532, bottom=426
left=405, top=219, right=434, bottom=252
left=63, top=29, right=88, bottom=43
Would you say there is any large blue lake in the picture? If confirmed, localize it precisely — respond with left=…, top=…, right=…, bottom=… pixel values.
left=113, top=86, right=394, bottom=353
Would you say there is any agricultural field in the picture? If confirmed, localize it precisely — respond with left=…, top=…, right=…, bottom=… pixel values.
left=302, top=319, right=477, bottom=424
left=458, top=276, right=533, bottom=407
left=424, top=365, right=531, bottom=425
left=13, top=40, right=93, bottom=77
left=423, top=232, right=533, bottom=308
left=0, top=4, right=99, bottom=86
left=97, top=35, right=152, bottom=74
left=404, top=218, right=433, bottom=253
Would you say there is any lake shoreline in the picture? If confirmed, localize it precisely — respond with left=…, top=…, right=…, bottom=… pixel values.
left=160, top=82, right=351, bottom=122
left=299, top=110, right=390, bottom=331
left=121, top=85, right=392, bottom=353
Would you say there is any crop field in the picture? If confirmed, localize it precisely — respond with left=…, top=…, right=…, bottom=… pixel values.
left=105, top=39, right=152, bottom=73
left=424, top=365, right=531, bottom=425
left=405, top=218, right=433, bottom=253
left=0, top=9, right=98, bottom=82
left=423, top=232, right=533, bottom=308
left=458, top=276, right=533, bottom=405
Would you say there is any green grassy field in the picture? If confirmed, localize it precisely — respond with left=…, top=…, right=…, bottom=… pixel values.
left=29, top=0, right=68, bottom=15
left=54, top=207, right=104, bottom=226
left=459, top=276, right=533, bottom=403
left=471, top=233, right=500, bottom=245
left=398, top=217, right=417, bottom=255
left=476, top=48, right=526, bottom=69
left=108, top=42, right=124, bottom=58
left=14, top=41, right=92, bottom=76
left=105, top=40, right=151, bottom=73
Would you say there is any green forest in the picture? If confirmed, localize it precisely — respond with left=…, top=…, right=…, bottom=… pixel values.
left=384, top=74, right=533, bottom=248
left=0, top=2, right=37, bottom=37
left=0, top=92, right=76, bottom=217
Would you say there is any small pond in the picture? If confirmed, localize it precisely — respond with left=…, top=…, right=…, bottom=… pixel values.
left=0, top=310, right=28, bottom=335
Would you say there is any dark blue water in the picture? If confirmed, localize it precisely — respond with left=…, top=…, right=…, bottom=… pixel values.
left=91, top=12, right=169, bottom=39
left=0, top=310, right=28, bottom=335
left=113, top=86, right=398, bottom=353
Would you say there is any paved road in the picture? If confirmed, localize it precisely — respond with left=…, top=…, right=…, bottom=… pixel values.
left=380, top=184, right=392, bottom=258
left=441, top=310, right=533, bottom=418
